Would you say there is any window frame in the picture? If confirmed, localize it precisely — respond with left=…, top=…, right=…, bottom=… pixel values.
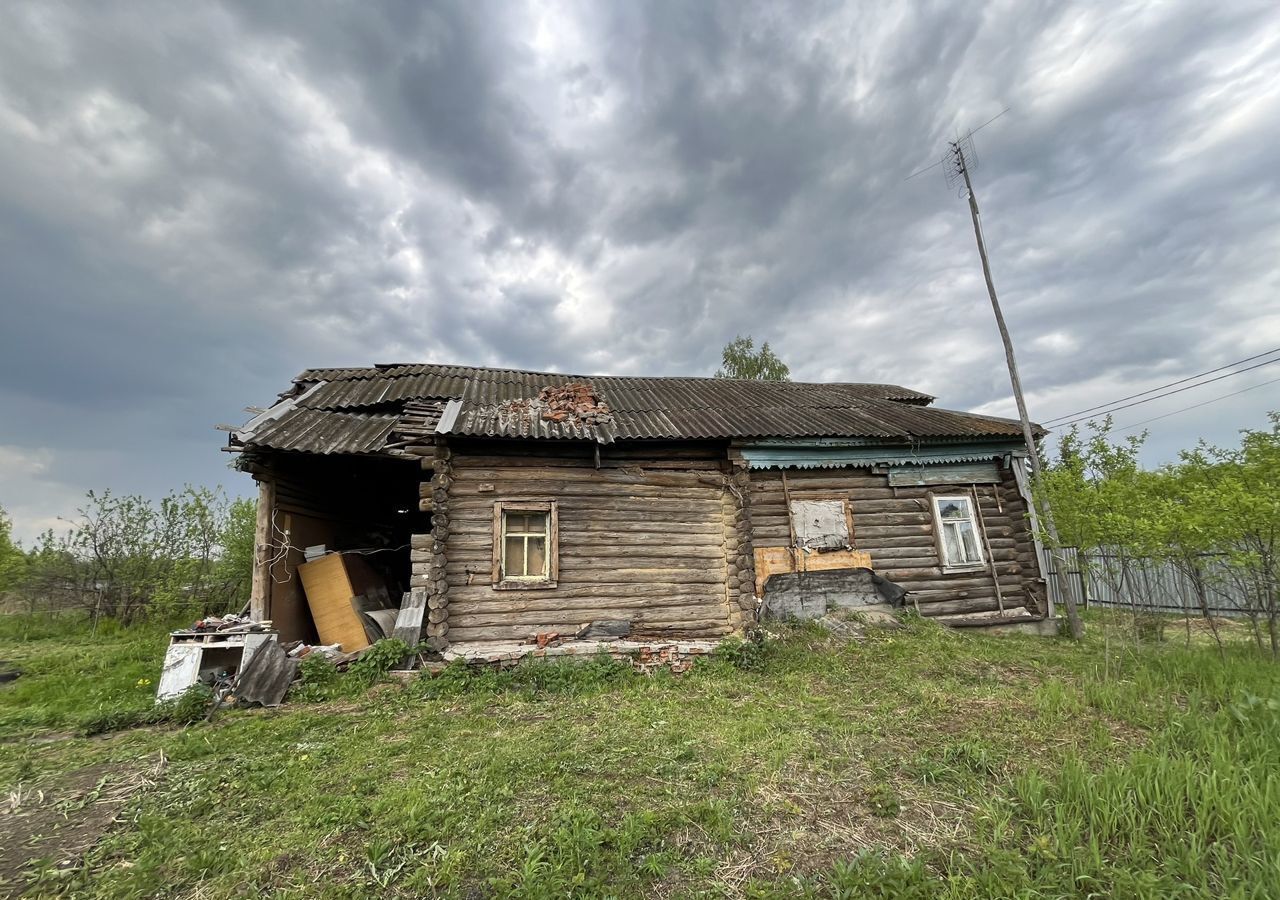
left=492, top=500, right=559, bottom=590
left=929, top=492, right=985, bottom=572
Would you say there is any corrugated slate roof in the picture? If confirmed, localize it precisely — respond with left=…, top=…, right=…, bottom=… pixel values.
left=232, top=361, right=1034, bottom=454
left=294, top=363, right=934, bottom=405
left=233, top=407, right=398, bottom=455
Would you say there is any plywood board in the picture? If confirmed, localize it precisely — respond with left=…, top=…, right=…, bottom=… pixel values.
left=753, top=546, right=873, bottom=597
left=888, top=463, right=1001, bottom=486
left=297, top=554, right=371, bottom=652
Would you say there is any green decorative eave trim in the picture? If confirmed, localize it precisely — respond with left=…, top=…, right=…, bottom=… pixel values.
left=738, top=440, right=1028, bottom=470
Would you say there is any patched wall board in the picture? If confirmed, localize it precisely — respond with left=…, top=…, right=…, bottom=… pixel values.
left=789, top=499, right=850, bottom=549
left=888, top=463, right=1001, bottom=486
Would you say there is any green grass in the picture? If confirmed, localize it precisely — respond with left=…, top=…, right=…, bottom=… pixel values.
left=1, top=613, right=1277, bottom=897
left=0, top=613, right=174, bottom=735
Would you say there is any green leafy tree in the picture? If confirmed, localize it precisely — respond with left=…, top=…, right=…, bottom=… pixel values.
left=218, top=497, right=257, bottom=610
left=1171, top=414, right=1280, bottom=656
left=1039, top=414, right=1280, bottom=658
left=714, top=335, right=790, bottom=381
left=20, top=486, right=252, bottom=623
left=0, top=504, right=27, bottom=594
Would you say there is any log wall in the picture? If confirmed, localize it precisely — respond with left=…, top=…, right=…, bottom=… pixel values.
left=434, top=440, right=738, bottom=644
left=747, top=465, right=1045, bottom=618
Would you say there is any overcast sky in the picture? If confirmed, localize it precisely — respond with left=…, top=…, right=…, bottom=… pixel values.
left=1, top=1, right=1278, bottom=543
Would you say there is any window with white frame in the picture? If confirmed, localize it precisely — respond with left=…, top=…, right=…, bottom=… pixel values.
left=931, top=495, right=984, bottom=569
left=492, top=501, right=558, bottom=588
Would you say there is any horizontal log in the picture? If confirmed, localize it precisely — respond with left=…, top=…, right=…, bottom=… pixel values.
left=864, top=546, right=939, bottom=561
left=850, top=524, right=934, bottom=538
left=449, top=519, right=725, bottom=538
left=445, top=622, right=733, bottom=643
left=521, top=531, right=725, bottom=549
left=897, top=575, right=1026, bottom=593
left=452, top=466, right=720, bottom=487
left=446, top=540, right=726, bottom=561
left=848, top=513, right=933, bottom=527
left=446, top=482, right=721, bottom=501
left=449, top=498, right=723, bottom=516
left=561, top=544, right=727, bottom=561
left=572, top=564, right=726, bottom=582
left=876, top=567, right=946, bottom=581
left=916, top=596, right=1026, bottom=616
left=751, top=473, right=881, bottom=488
left=450, top=592, right=731, bottom=617
left=447, top=583, right=724, bottom=602
left=454, top=567, right=727, bottom=585
left=451, top=453, right=721, bottom=470
left=449, top=608, right=730, bottom=631
left=753, top=487, right=898, bottom=501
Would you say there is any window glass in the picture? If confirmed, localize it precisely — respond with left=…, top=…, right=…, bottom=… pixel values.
left=941, top=524, right=963, bottom=562
left=504, top=535, right=525, bottom=575
left=937, top=498, right=970, bottom=520
left=933, top=495, right=983, bottom=568
left=526, top=537, right=546, bottom=575
left=959, top=521, right=981, bottom=561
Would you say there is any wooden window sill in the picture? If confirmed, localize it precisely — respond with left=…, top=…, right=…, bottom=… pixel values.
left=492, top=579, right=558, bottom=591
left=940, top=565, right=986, bottom=575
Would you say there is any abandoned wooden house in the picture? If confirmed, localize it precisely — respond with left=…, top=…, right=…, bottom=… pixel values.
left=227, top=363, right=1056, bottom=661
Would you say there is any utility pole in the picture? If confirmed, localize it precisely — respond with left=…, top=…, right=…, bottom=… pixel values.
left=946, top=135, right=1086, bottom=640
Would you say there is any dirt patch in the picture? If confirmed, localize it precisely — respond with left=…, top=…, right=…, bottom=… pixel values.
left=705, top=765, right=975, bottom=896
left=0, top=754, right=166, bottom=897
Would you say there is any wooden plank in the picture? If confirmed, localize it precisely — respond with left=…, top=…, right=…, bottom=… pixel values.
left=249, top=479, right=273, bottom=622
left=888, top=463, right=1001, bottom=486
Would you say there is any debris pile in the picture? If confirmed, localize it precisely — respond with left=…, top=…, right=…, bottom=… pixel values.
left=189, top=613, right=272, bottom=634
left=495, top=382, right=613, bottom=431
left=536, top=382, right=611, bottom=424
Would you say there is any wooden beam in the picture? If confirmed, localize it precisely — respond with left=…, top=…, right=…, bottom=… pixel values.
left=249, top=478, right=274, bottom=622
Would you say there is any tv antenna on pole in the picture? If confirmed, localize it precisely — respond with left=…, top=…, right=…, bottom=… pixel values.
left=912, top=109, right=1085, bottom=640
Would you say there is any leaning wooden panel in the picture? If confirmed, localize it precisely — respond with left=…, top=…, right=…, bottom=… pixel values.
left=296, top=554, right=373, bottom=652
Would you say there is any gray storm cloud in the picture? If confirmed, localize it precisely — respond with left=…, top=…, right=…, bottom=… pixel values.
left=0, top=0, right=1278, bottom=541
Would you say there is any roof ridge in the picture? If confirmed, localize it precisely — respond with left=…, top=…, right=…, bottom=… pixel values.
left=295, top=361, right=932, bottom=396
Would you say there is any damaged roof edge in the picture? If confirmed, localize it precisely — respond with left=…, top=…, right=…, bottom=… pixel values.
left=233, top=382, right=325, bottom=443
left=435, top=398, right=462, bottom=434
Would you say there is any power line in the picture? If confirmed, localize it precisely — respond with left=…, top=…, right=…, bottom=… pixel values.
left=1044, top=346, right=1280, bottom=425
left=1047, top=355, right=1280, bottom=429
left=1112, top=376, right=1280, bottom=434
